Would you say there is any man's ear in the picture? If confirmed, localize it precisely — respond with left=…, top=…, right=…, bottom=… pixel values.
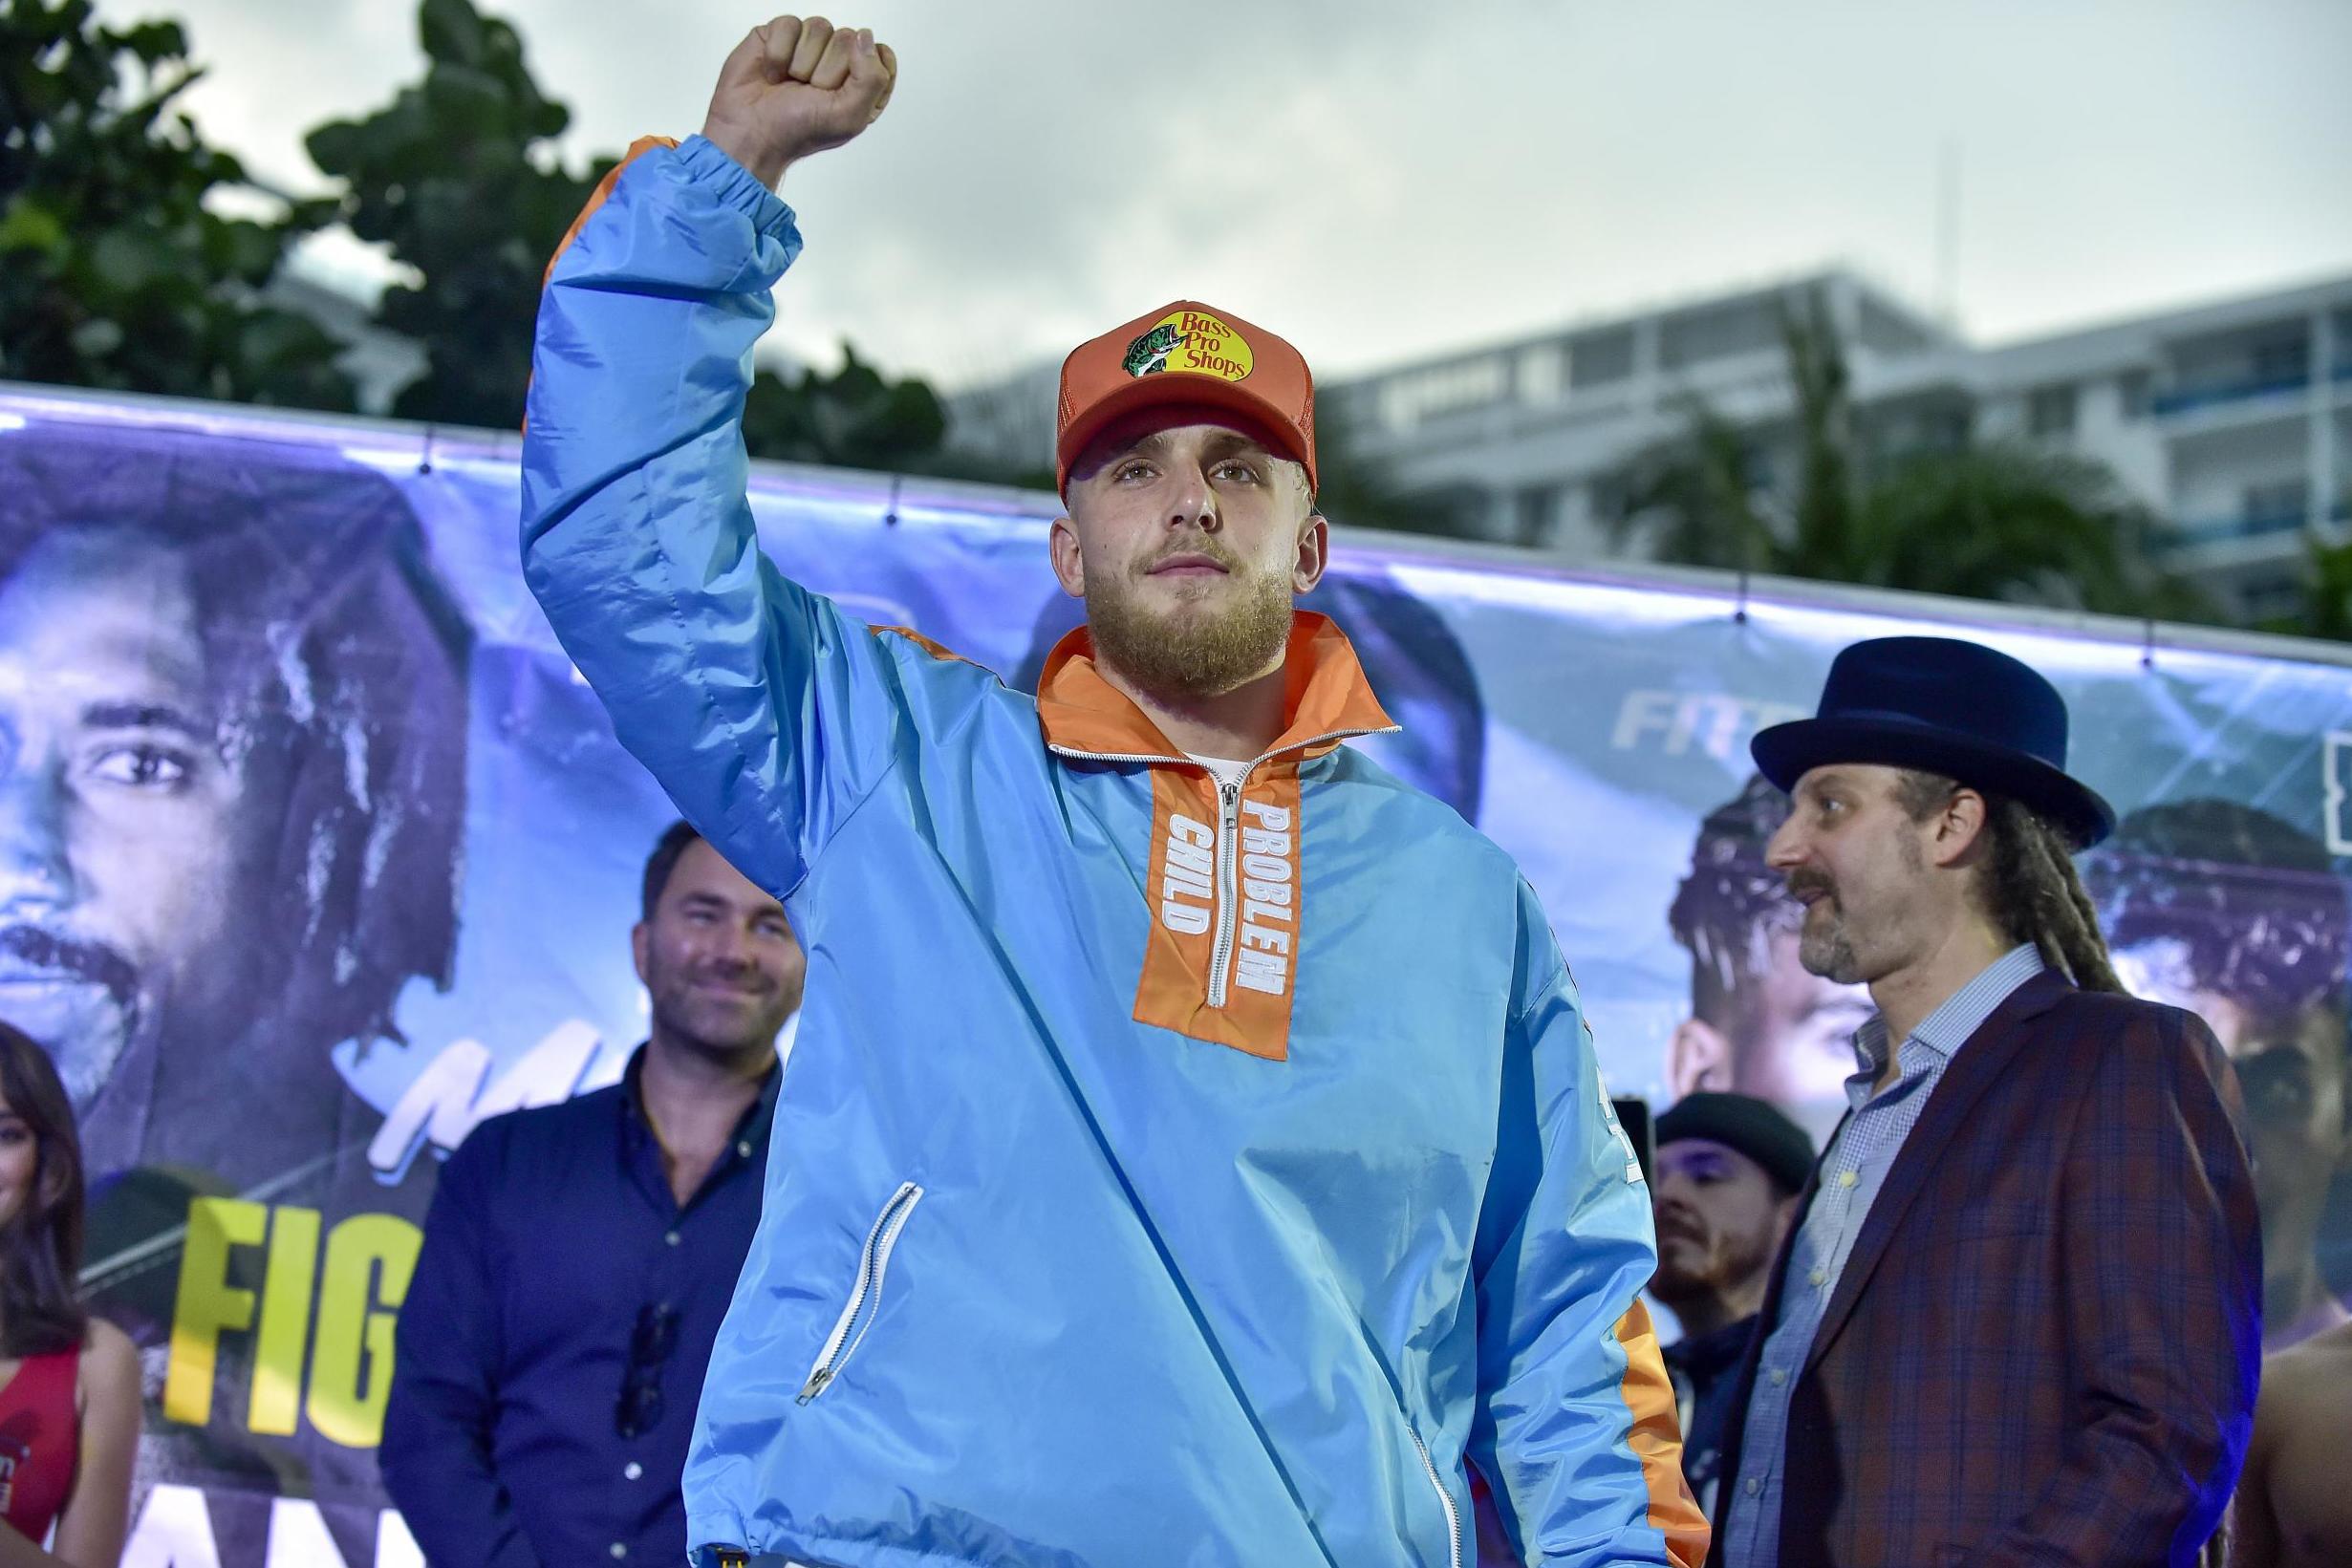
left=1668, top=1017, right=1732, bottom=1096
left=631, top=922, right=652, bottom=989
left=1937, top=784, right=1994, bottom=870
left=1770, top=1191, right=1802, bottom=1250
left=1292, top=509, right=1329, bottom=594
left=1049, top=513, right=1087, bottom=600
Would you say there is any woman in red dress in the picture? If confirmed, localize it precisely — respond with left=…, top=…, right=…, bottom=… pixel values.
left=0, top=1022, right=138, bottom=1567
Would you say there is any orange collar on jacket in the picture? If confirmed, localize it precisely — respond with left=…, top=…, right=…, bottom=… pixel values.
left=1035, top=612, right=1397, bottom=764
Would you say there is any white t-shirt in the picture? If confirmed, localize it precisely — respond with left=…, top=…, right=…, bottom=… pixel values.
left=1184, top=752, right=1251, bottom=792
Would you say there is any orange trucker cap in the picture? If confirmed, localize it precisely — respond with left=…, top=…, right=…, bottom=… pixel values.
left=1054, top=301, right=1317, bottom=494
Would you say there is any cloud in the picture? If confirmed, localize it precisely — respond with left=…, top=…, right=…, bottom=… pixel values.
left=100, top=0, right=2352, bottom=393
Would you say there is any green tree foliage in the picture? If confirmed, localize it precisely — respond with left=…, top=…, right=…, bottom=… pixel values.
left=305, top=0, right=955, bottom=470
left=744, top=342, right=949, bottom=472
left=1609, top=290, right=2212, bottom=622
left=301, top=0, right=603, bottom=429
left=2260, top=513, right=2352, bottom=643
left=0, top=0, right=353, bottom=406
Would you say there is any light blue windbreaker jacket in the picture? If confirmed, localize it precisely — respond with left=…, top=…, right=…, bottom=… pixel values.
left=521, top=135, right=1704, bottom=1568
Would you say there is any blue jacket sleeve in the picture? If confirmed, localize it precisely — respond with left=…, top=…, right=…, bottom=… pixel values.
left=521, top=135, right=905, bottom=896
left=1470, top=889, right=1708, bottom=1568
left=380, top=1131, right=543, bottom=1568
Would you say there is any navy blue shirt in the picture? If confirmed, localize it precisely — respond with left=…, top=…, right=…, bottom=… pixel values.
left=382, top=1047, right=776, bottom=1568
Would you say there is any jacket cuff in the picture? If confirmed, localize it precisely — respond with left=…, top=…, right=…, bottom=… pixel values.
left=677, top=133, right=802, bottom=246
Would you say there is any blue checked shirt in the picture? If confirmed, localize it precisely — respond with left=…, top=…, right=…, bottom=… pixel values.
left=1718, top=944, right=2045, bottom=1568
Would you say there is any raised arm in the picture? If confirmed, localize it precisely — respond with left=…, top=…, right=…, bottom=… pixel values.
left=520, top=18, right=903, bottom=895
left=701, top=16, right=896, bottom=188
left=1471, top=889, right=1709, bottom=1568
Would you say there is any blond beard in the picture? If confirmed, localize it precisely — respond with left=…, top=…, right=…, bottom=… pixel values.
left=1087, top=563, right=1297, bottom=703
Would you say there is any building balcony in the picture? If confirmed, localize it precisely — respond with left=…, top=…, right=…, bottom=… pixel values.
left=2152, top=363, right=2352, bottom=417
left=2164, top=501, right=2352, bottom=553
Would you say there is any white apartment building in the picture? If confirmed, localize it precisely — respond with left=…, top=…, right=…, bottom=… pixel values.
left=1315, top=268, right=2352, bottom=622
left=946, top=269, right=2352, bottom=623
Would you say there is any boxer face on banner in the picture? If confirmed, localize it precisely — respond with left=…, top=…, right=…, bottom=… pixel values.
left=2112, top=932, right=2352, bottom=1324
left=2168, top=984, right=2349, bottom=1263
left=0, top=529, right=279, bottom=1108
left=0, top=433, right=470, bottom=1183
left=1668, top=773, right=1873, bottom=1142
left=1683, top=934, right=1875, bottom=1116
left=2087, top=799, right=2352, bottom=1345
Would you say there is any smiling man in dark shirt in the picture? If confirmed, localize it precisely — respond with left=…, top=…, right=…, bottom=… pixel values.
left=381, top=822, right=803, bottom=1567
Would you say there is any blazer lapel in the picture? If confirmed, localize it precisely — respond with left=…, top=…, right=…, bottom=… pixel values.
left=1802, top=971, right=2069, bottom=1376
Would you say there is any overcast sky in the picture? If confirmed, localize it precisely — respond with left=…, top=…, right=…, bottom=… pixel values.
left=114, top=0, right=2352, bottom=392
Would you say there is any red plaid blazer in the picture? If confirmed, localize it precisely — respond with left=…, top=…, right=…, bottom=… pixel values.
left=1708, top=972, right=2261, bottom=1567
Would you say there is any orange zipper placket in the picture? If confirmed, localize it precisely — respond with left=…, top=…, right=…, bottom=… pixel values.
left=1133, top=762, right=1305, bottom=1061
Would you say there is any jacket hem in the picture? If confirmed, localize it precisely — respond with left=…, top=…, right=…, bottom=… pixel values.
left=694, top=1537, right=1039, bottom=1568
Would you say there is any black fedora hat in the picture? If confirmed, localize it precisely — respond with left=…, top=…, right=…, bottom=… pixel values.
left=1751, top=635, right=2115, bottom=848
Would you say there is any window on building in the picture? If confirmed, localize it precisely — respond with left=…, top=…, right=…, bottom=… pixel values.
left=2235, top=569, right=2307, bottom=623
left=2117, top=370, right=2151, bottom=419
left=1512, top=483, right=1564, bottom=548
left=2243, top=478, right=2312, bottom=528
left=1869, top=398, right=1973, bottom=459
left=1515, top=344, right=1567, bottom=404
left=1589, top=475, right=1630, bottom=528
left=1659, top=300, right=1780, bottom=371
left=2027, top=382, right=2077, bottom=439
left=2251, top=333, right=2311, bottom=387
left=1856, top=297, right=1938, bottom=356
left=1924, top=404, right=1973, bottom=451
left=1376, top=355, right=1509, bottom=432
left=1569, top=328, right=1635, bottom=389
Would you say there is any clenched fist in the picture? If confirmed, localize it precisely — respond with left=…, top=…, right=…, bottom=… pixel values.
left=701, top=15, right=897, bottom=190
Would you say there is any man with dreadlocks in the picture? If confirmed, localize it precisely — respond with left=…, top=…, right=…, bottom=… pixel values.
left=1705, top=636, right=2260, bottom=1568
left=1666, top=773, right=1874, bottom=1143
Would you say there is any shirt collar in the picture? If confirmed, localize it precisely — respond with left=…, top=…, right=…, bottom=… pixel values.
left=1849, top=943, right=2046, bottom=1084
left=1033, top=611, right=1397, bottom=764
left=621, top=1041, right=783, bottom=1154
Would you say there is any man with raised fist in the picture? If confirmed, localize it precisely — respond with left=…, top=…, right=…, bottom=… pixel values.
left=521, top=17, right=1704, bottom=1567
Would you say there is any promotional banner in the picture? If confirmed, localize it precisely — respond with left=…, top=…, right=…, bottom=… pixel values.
left=3, top=387, right=2348, bottom=1563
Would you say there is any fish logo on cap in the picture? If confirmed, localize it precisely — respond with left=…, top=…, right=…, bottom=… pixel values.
left=1122, top=309, right=1254, bottom=383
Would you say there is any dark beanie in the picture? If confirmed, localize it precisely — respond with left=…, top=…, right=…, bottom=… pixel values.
left=1654, top=1092, right=1818, bottom=1195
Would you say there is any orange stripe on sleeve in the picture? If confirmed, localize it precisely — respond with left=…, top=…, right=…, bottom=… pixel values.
left=873, top=626, right=976, bottom=667
left=542, top=135, right=680, bottom=287
left=1615, top=1302, right=1711, bottom=1568
left=523, top=136, right=679, bottom=436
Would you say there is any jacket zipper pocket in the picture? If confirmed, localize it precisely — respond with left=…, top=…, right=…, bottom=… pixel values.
left=1408, top=1420, right=1462, bottom=1568
left=797, top=1181, right=923, bottom=1404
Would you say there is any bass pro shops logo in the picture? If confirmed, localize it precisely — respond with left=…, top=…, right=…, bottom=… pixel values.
left=1122, top=309, right=1256, bottom=382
